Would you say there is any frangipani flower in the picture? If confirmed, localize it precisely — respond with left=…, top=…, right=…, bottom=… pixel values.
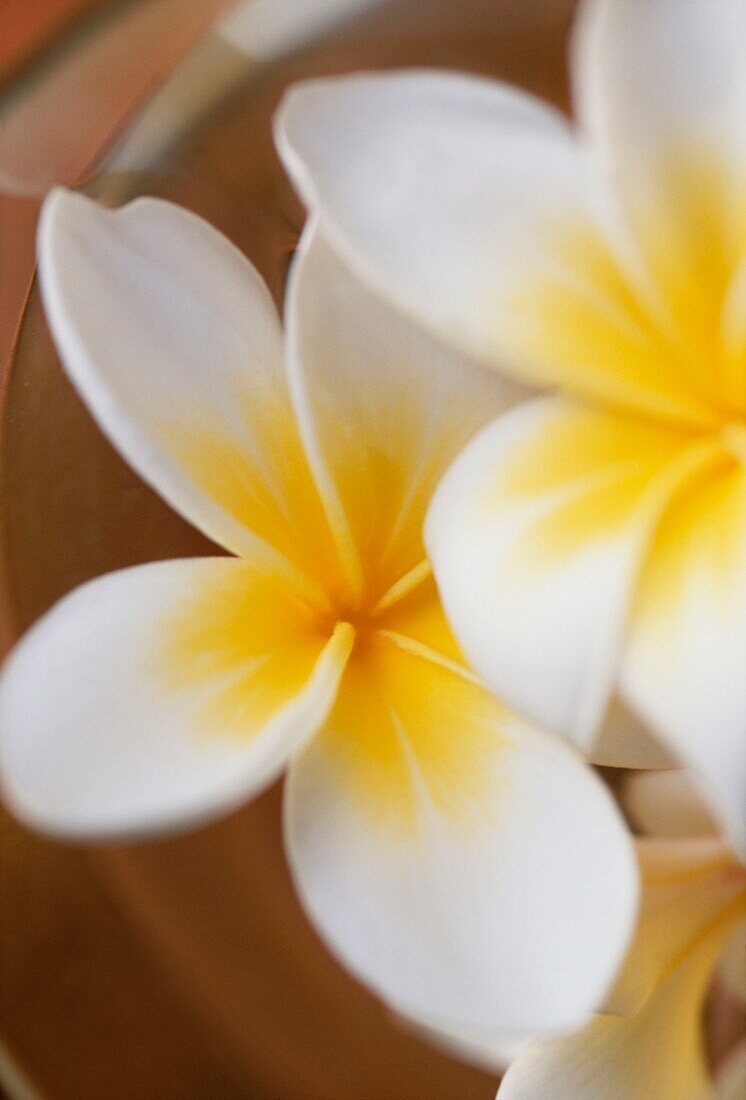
left=0, top=190, right=638, bottom=1039
left=276, top=0, right=746, bottom=855
left=498, top=774, right=746, bottom=1099
left=218, top=0, right=382, bottom=62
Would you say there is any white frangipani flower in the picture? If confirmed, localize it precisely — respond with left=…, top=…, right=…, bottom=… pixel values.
left=500, top=839, right=746, bottom=1100
left=0, top=190, right=638, bottom=1040
left=275, top=0, right=746, bottom=856
left=218, top=0, right=383, bottom=61
left=498, top=775, right=746, bottom=1100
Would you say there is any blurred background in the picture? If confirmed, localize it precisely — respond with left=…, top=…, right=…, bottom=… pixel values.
left=0, top=3, right=578, bottom=1097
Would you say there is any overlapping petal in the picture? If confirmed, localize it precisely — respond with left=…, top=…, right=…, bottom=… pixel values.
left=574, top=0, right=746, bottom=409
left=277, top=69, right=715, bottom=426
left=285, top=224, right=517, bottom=607
left=604, top=840, right=745, bottom=1018
left=499, top=947, right=716, bottom=1100
left=499, top=839, right=746, bottom=1100
left=621, top=460, right=746, bottom=856
left=575, top=0, right=746, bottom=172
left=0, top=558, right=351, bottom=837
left=426, top=396, right=715, bottom=759
left=285, top=598, right=638, bottom=1036
left=38, top=190, right=340, bottom=602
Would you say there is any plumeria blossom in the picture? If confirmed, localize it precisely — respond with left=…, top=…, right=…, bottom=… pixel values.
left=0, top=190, right=638, bottom=1039
left=276, top=0, right=746, bottom=855
left=498, top=773, right=746, bottom=1099
left=218, top=0, right=382, bottom=61
left=499, top=840, right=746, bottom=1099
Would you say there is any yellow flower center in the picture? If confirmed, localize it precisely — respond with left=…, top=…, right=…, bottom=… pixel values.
left=314, top=557, right=433, bottom=649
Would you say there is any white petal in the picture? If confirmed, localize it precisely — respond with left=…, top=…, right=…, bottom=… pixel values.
left=277, top=70, right=714, bottom=425
left=575, top=0, right=746, bottom=193
left=621, top=462, right=746, bottom=858
left=574, top=0, right=746, bottom=402
left=718, top=1041, right=746, bottom=1100
left=284, top=222, right=520, bottom=606
left=0, top=559, right=351, bottom=837
left=420, top=1022, right=528, bottom=1076
left=500, top=837, right=744, bottom=1100
left=38, top=189, right=336, bottom=601
left=498, top=948, right=716, bottom=1100
left=277, top=72, right=572, bottom=352
left=603, top=838, right=744, bottom=1019
left=426, top=396, right=713, bottom=757
left=623, top=769, right=719, bottom=840
left=284, top=626, right=638, bottom=1037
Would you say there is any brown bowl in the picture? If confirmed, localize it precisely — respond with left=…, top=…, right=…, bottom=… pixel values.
left=0, top=3, right=576, bottom=1096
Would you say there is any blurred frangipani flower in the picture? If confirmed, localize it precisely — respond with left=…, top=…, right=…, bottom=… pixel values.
left=218, top=0, right=384, bottom=62
left=277, top=0, right=746, bottom=857
left=498, top=771, right=746, bottom=1099
left=0, top=192, right=637, bottom=1042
